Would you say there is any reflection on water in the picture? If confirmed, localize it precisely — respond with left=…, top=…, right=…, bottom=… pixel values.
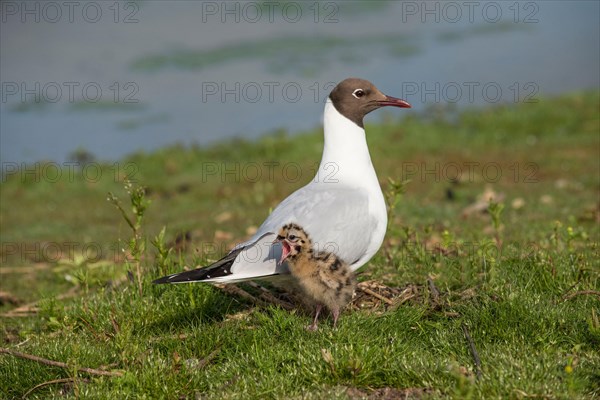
left=1, top=1, right=598, bottom=163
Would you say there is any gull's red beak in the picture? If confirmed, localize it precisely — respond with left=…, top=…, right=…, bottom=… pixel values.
left=378, top=95, right=411, bottom=108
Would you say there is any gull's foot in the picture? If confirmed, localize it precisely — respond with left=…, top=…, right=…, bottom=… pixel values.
left=305, top=323, right=319, bottom=332
left=332, top=308, right=340, bottom=330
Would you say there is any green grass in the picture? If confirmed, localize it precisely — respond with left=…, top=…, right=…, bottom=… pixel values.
left=1, top=91, right=599, bottom=399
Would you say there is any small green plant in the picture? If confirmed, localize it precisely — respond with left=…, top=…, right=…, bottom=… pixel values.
left=107, top=180, right=150, bottom=296
left=151, top=226, right=173, bottom=276
left=551, top=220, right=563, bottom=248
left=487, top=199, right=504, bottom=249
left=588, top=308, right=600, bottom=344
left=399, top=225, right=429, bottom=266
left=382, top=178, right=410, bottom=263
left=385, top=177, right=410, bottom=229
left=566, top=225, right=589, bottom=251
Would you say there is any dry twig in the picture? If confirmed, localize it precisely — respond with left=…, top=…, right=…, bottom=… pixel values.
left=214, top=283, right=266, bottom=306
left=22, top=377, right=89, bottom=399
left=358, top=286, right=394, bottom=305
left=0, top=348, right=123, bottom=377
left=0, top=264, right=52, bottom=275
left=461, top=324, right=482, bottom=380
left=427, top=278, right=441, bottom=306
left=1, top=286, right=79, bottom=318
left=0, top=291, right=21, bottom=306
left=246, top=282, right=295, bottom=310
left=197, top=348, right=221, bottom=369
left=560, top=290, right=600, bottom=302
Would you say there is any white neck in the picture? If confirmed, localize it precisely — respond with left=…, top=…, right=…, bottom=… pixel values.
left=317, top=100, right=377, bottom=185
left=316, top=99, right=388, bottom=269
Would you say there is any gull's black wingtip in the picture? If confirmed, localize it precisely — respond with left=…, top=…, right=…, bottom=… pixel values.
left=152, top=275, right=174, bottom=284
left=151, top=268, right=214, bottom=284
left=151, top=247, right=243, bottom=284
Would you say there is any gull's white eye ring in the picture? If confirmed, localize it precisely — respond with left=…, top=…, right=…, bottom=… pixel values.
left=352, top=89, right=365, bottom=98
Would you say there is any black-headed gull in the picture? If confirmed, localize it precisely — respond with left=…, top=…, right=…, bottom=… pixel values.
left=276, top=223, right=356, bottom=331
left=153, top=78, right=411, bottom=285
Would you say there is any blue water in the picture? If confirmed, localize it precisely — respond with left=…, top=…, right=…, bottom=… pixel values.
left=1, top=1, right=598, bottom=164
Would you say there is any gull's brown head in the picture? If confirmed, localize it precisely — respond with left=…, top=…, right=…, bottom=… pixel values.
left=328, top=77, right=411, bottom=128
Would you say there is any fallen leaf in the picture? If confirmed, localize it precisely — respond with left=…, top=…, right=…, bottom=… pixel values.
left=462, top=186, right=505, bottom=217
left=511, top=198, right=525, bottom=210
left=540, top=195, right=553, bottom=205
left=214, top=212, right=233, bottom=224
left=321, top=348, right=336, bottom=374
left=214, top=230, right=233, bottom=241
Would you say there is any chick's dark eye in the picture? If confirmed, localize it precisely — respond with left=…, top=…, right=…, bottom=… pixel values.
left=352, top=89, right=365, bottom=99
left=288, top=234, right=297, bottom=241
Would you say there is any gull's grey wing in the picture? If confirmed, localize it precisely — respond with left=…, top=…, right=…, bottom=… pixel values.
left=154, top=184, right=379, bottom=284
left=153, top=232, right=284, bottom=284
left=250, top=183, right=378, bottom=266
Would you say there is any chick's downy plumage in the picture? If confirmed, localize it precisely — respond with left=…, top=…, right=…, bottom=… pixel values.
left=277, top=223, right=356, bottom=331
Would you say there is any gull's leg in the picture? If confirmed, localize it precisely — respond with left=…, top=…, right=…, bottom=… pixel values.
left=332, top=308, right=340, bottom=329
left=306, top=304, right=322, bottom=331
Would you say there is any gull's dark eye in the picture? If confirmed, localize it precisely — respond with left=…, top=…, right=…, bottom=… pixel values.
left=352, top=89, right=365, bottom=99
left=288, top=234, right=297, bottom=241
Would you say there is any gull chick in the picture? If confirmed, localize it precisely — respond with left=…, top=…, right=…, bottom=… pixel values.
left=277, top=223, right=356, bottom=331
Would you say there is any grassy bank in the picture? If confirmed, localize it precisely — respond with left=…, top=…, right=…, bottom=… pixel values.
left=1, top=91, right=599, bottom=399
